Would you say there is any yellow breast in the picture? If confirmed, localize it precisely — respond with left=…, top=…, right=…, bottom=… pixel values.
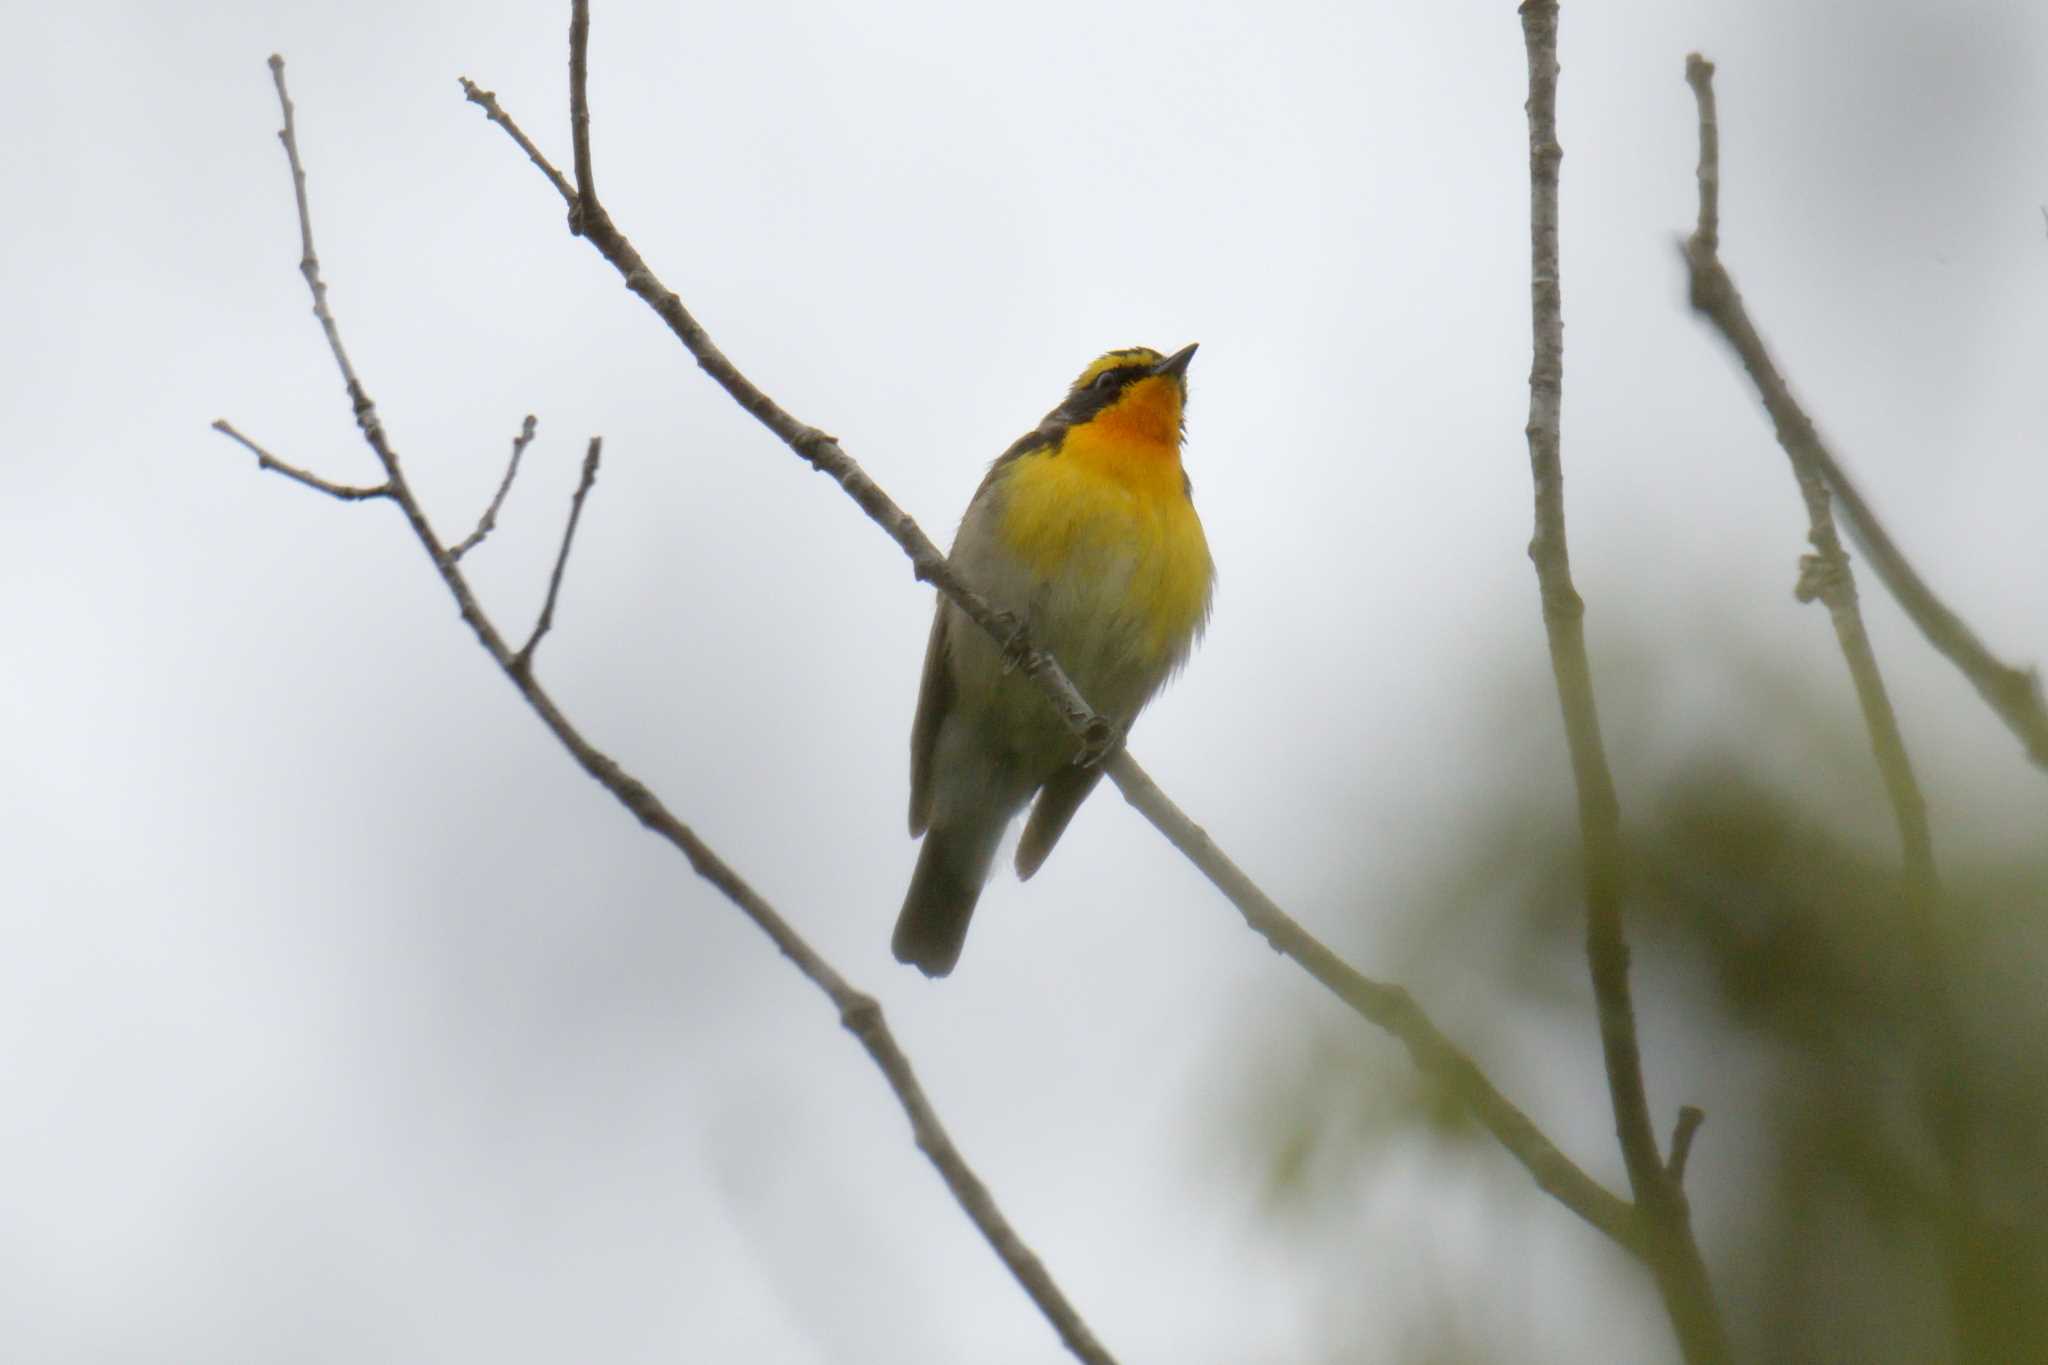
left=992, top=434, right=1214, bottom=669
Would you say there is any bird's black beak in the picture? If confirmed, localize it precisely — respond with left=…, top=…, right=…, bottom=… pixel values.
left=1151, top=343, right=1198, bottom=379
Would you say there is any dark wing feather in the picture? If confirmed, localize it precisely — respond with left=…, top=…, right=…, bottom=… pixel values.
left=979, top=421, right=1060, bottom=493
left=907, top=606, right=953, bottom=837
left=909, top=408, right=1073, bottom=838
left=1014, top=762, right=1106, bottom=880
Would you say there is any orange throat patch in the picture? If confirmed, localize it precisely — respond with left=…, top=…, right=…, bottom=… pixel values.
left=1095, top=375, right=1183, bottom=449
left=1060, top=376, right=1185, bottom=495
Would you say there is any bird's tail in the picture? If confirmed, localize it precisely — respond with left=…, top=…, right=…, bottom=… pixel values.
left=893, top=816, right=1005, bottom=978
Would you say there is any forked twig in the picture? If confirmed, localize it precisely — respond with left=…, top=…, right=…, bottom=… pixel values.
left=1678, top=56, right=2048, bottom=772
left=213, top=418, right=388, bottom=501
left=1681, top=55, right=1939, bottom=918
left=220, top=55, right=1116, bottom=1365
left=456, top=62, right=1113, bottom=761
left=1680, top=51, right=1997, bottom=1356
left=1666, top=1107, right=1705, bottom=1187
left=513, top=436, right=602, bottom=673
left=450, top=415, right=540, bottom=561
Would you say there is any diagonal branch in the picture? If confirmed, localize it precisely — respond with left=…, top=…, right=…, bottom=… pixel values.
left=1108, top=755, right=1642, bottom=1251
left=457, top=68, right=1114, bottom=764
left=226, top=55, right=1116, bottom=1365
left=514, top=435, right=602, bottom=673
left=446, top=0, right=1645, bottom=1261
left=1677, top=57, right=2048, bottom=773
left=1680, top=51, right=1940, bottom=962
left=450, top=414, right=540, bottom=561
left=1679, top=52, right=2004, bottom=1360
left=1517, top=5, right=1726, bottom=1360
left=212, top=418, right=389, bottom=501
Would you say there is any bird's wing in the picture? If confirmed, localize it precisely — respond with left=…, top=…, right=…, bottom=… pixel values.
left=907, top=604, right=953, bottom=837
left=977, top=419, right=1060, bottom=494
left=910, top=419, right=1060, bottom=838
left=1014, top=761, right=1105, bottom=880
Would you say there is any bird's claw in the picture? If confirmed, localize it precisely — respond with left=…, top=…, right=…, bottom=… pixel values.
left=1078, top=717, right=1120, bottom=767
left=995, top=611, right=1030, bottom=675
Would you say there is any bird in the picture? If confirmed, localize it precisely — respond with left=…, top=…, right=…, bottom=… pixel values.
left=894, top=344, right=1214, bottom=977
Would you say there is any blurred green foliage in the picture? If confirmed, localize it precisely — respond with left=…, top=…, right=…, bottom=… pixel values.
left=1228, top=672, right=2048, bottom=1363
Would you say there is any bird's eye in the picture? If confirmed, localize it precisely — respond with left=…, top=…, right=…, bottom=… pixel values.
left=1090, top=369, right=1123, bottom=392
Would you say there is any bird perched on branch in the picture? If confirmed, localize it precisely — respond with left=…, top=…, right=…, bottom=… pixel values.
left=895, top=344, right=1214, bottom=977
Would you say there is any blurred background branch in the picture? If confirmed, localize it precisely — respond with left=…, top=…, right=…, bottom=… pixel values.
left=1678, top=51, right=2042, bottom=1362
left=1681, top=56, right=1941, bottom=922
left=1229, top=710, right=2048, bottom=1362
left=1679, top=62, right=2048, bottom=773
left=1516, top=5, right=1726, bottom=1360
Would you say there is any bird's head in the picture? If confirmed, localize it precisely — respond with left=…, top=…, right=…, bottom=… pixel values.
left=1053, top=343, right=1197, bottom=450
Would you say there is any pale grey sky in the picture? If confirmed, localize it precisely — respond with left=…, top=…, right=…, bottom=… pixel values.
left=3, top=1, right=2044, bottom=1361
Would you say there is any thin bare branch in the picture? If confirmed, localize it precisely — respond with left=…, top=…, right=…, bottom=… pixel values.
left=567, top=1, right=596, bottom=231
left=211, top=418, right=389, bottom=501
left=229, top=55, right=1116, bottom=1365
left=1107, top=753, right=1643, bottom=1252
left=266, top=55, right=378, bottom=435
left=452, top=0, right=1650, bottom=1263
left=1518, top=5, right=1726, bottom=1360
left=513, top=436, right=602, bottom=673
left=1682, top=52, right=1939, bottom=944
left=461, top=79, right=577, bottom=204
left=458, top=70, right=1118, bottom=766
left=1666, top=1106, right=1705, bottom=1187
left=1679, top=58, right=2048, bottom=771
left=450, top=415, right=540, bottom=561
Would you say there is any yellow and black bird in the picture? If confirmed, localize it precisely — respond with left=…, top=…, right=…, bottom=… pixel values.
left=894, top=344, right=1214, bottom=976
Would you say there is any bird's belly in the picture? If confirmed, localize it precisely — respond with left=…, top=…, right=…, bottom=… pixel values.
left=945, top=464, right=1211, bottom=760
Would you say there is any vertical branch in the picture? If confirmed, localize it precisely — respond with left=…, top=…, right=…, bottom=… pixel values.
left=1516, top=6, right=1728, bottom=1361
left=567, top=0, right=596, bottom=226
